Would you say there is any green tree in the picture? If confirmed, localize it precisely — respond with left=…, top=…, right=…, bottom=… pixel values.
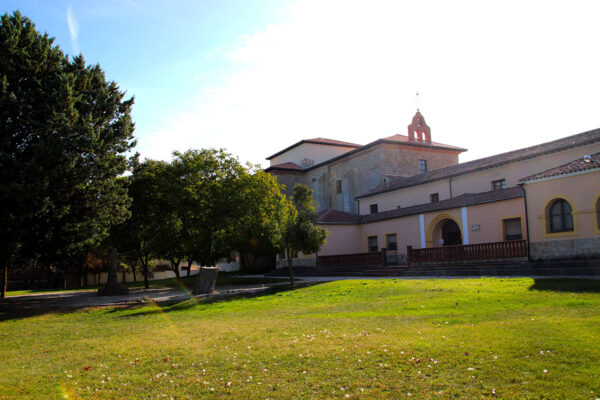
left=112, top=159, right=164, bottom=289
left=0, top=12, right=135, bottom=297
left=231, top=170, right=291, bottom=273
left=281, top=184, right=328, bottom=287
left=168, top=149, right=247, bottom=294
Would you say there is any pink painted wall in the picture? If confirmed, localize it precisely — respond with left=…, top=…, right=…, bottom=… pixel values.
left=359, top=215, right=421, bottom=253
left=466, top=198, right=526, bottom=243
left=524, top=170, right=600, bottom=242
left=317, top=224, right=362, bottom=256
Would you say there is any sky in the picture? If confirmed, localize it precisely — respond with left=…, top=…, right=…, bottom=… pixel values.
left=3, top=0, right=600, bottom=168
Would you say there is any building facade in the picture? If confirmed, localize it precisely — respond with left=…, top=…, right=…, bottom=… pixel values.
left=267, top=111, right=600, bottom=266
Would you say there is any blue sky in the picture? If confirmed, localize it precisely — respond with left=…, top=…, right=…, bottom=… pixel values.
left=3, top=1, right=600, bottom=167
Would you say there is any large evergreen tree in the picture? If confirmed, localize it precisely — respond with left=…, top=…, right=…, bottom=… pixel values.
left=0, top=11, right=135, bottom=297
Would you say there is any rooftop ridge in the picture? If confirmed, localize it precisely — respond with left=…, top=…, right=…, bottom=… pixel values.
left=356, top=127, right=600, bottom=199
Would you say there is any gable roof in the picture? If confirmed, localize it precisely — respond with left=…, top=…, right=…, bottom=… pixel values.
left=357, top=127, right=600, bottom=199
left=317, top=208, right=361, bottom=224
left=382, top=134, right=467, bottom=152
left=318, top=186, right=524, bottom=225
left=264, top=162, right=304, bottom=172
left=300, top=134, right=466, bottom=173
left=266, top=138, right=362, bottom=160
left=520, top=152, right=600, bottom=183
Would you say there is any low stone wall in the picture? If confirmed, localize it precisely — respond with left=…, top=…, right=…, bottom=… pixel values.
left=530, top=237, right=600, bottom=261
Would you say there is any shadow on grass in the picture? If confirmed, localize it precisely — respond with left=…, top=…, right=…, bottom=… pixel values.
left=117, top=281, right=326, bottom=319
left=0, top=280, right=323, bottom=322
left=529, top=278, right=600, bottom=293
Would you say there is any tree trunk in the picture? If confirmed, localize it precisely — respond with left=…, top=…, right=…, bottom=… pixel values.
left=1, top=261, right=7, bottom=298
left=192, top=267, right=219, bottom=295
left=143, top=261, right=149, bottom=289
left=108, top=248, right=118, bottom=285
left=122, top=264, right=126, bottom=283
left=186, top=259, right=192, bottom=277
left=98, top=248, right=128, bottom=296
left=171, top=259, right=180, bottom=279
left=287, top=252, right=295, bottom=288
left=131, top=261, right=137, bottom=282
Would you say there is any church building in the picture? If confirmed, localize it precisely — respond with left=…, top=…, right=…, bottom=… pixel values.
left=266, top=111, right=600, bottom=267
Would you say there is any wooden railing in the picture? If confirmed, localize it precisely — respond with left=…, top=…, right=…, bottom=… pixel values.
left=317, top=249, right=386, bottom=267
left=407, top=240, right=527, bottom=265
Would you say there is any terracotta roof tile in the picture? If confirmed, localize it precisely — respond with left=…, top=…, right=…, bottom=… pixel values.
left=305, top=138, right=362, bottom=147
left=382, top=134, right=467, bottom=151
left=317, top=209, right=361, bottom=224
left=360, top=186, right=524, bottom=224
left=520, top=152, right=600, bottom=182
left=264, top=162, right=304, bottom=172
left=357, top=128, right=600, bottom=199
left=319, top=187, right=524, bottom=225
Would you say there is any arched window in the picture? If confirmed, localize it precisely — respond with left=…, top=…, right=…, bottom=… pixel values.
left=548, top=199, right=574, bottom=233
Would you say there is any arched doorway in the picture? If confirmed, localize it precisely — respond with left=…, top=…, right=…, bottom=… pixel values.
left=441, top=219, right=462, bottom=246
left=429, top=216, right=463, bottom=247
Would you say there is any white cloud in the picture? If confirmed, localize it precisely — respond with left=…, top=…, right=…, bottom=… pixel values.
left=139, top=0, right=600, bottom=167
left=67, top=6, right=79, bottom=54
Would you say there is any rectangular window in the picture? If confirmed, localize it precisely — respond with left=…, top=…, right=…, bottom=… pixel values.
left=385, top=234, right=397, bottom=251
left=370, top=204, right=378, bottom=214
left=336, top=180, right=342, bottom=194
left=492, top=179, right=506, bottom=191
left=367, top=235, right=378, bottom=252
left=430, top=193, right=439, bottom=203
left=503, top=217, right=522, bottom=241
left=418, top=159, right=427, bottom=174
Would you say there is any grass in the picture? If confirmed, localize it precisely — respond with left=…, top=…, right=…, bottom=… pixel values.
left=6, top=274, right=292, bottom=297
left=1, top=278, right=599, bottom=399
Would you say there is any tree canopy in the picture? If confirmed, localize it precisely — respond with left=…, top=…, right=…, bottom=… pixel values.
left=0, top=11, right=135, bottom=296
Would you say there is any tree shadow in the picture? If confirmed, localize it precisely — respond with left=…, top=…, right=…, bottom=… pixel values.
left=0, top=281, right=325, bottom=321
left=118, top=281, right=326, bottom=318
left=529, top=278, right=600, bottom=293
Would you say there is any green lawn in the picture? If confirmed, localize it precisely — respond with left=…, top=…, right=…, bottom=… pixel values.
left=1, top=278, right=599, bottom=399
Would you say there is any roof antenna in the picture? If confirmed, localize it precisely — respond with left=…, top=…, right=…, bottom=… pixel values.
left=415, top=92, right=420, bottom=111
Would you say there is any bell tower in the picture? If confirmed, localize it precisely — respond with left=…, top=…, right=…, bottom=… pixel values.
left=407, top=110, right=431, bottom=143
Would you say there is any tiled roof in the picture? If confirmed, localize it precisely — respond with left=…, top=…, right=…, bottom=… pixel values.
left=318, top=186, right=524, bottom=225
left=305, top=138, right=362, bottom=147
left=357, top=128, right=600, bottom=199
left=266, top=138, right=361, bottom=160
left=264, top=162, right=304, bottom=172
left=317, top=208, right=361, bottom=224
left=520, top=152, right=600, bottom=182
left=382, top=134, right=467, bottom=151
left=303, top=135, right=466, bottom=172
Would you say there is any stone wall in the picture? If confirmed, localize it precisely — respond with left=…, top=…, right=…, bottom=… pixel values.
left=269, top=141, right=461, bottom=215
left=382, top=143, right=459, bottom=177
left=530, top=237, right=600, bottom=260
left=306, top=165, right=330, bottom=211
left=271, top=171, right=306, bottom=199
